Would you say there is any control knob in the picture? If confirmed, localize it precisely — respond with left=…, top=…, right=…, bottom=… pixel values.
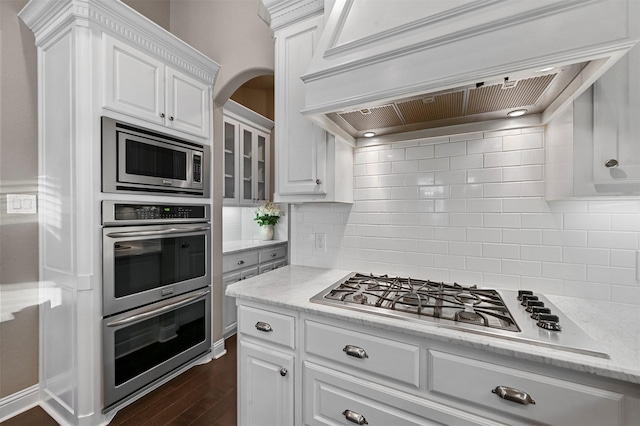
left=536, top=313, right=561, bottom=331
left=525, top=300, right=545, bottom=313
left=517, top=290, right=533, bottom=301
left=520, top=294, right=538, bottom=306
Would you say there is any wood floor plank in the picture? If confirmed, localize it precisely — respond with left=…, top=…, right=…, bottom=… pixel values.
left=1, top=336, right=238, bottom=426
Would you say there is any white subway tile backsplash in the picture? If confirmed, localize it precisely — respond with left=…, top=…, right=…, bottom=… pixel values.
left=467, top=168, right=502, bottom=183
left=502, top=165, right=543, bottom=182
left=502, top=259, right=541, bottom=277
left=484, top=151, right=521, bottom=167
left=290, top=129, right=640, bottom=305
left=502, top=132, right=543, bottom=151
left=588, top=231, right=638, bottom=249
left=419, top=158, right=450, bottom=172
left=467, top=137, right=502, bottom=154
left=564, top=213, right=610, bottom=230
left=406, top=145, right=435, bottom=160
left=451, top=154, right=483, bottom=170
left=435, top=141, right=466, bottom=157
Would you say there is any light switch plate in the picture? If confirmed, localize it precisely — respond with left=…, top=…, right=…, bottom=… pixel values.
left=7, top=194, right=37, bottom=214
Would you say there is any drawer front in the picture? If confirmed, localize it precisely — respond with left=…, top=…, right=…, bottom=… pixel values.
left=305, top=320, right=420, bottom=388
left=273, top=259, right=287, bottom=269
left=258, top=245, right=287, bottom=263
left=304, top=362, right=502, bottom=426
left=239, top=305, right=295, bottom=349
left=223, top=251, right=258, bottom=273
left=429, top=350, right=623, bottom=426
left=259, top=263, right=275, bottom=274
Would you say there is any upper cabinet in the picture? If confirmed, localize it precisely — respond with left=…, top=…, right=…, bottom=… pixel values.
left=223, top=100, right=273, bottom=205
left=593, top=43, right=640, bottom=188
left=104, top=35, right=211, bottom=139
left=266, top=3, right=353, bottom=203
left=546, top=43, right=640, bottom=199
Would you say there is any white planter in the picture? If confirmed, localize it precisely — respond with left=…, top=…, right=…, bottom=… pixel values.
left=260, top=225, right=274, bottom=240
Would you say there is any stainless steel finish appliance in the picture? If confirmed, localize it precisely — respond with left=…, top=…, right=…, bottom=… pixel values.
left=311, top=273, right=609, bottom=358
left=102, top=201, right=211, bottom=316
left=102, top=117, right=210, bottom=197
left=102, top=201, right=212, bottom=410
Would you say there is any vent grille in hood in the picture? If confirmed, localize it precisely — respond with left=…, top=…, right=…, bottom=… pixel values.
left=331, top=71, right=564, bottom=138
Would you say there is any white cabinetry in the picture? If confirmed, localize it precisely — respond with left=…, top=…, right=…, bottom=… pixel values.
left=546, top=44, right=640, bottom=199
left=593, top=42, right=640, bottom=187
left=271, top=10, right=353, bottom=203
left=104, top=35, right=211, bottom=139
left=236, top=300, right=639, bottom=426
left=222, top=243, right=287, bottom=337
left=18, top=1, right=219, bottom=424
left=223, top=101, right=273, bottom=205
left=237, top=304, right=295, bottom=426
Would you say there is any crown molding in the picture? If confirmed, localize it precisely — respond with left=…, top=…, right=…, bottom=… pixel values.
left=262, top=0, right=324, bottom=31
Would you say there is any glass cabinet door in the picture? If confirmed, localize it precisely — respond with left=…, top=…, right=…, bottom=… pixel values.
left=223, top=118, right=238, bottom=202
left=256, top=133, right=267, bottom=201
left=241, top=128, right=254, bottom=204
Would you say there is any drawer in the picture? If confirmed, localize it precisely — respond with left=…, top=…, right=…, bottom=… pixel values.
left=223, top=250, right=258, bottom=273
left=429, top=350, right=623, bottom=426
left=273, top=259, right=287, bottom=269
left=258, top=245, right=286, bottom=263
left=239, top=305, right=295, bottom=350
left=305, top=320, right=420, bottom=388
left=259, top=263, right=275, bottom=274
left=303, top=362, right=498, bottom=426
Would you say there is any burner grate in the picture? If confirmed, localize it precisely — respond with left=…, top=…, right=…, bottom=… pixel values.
left=322, top=273, right=519, bottom=332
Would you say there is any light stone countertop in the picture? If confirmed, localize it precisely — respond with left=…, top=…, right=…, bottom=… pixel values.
left=222, top=239, right=287, bottom=255
left=226, top=265, right=640, bottom=384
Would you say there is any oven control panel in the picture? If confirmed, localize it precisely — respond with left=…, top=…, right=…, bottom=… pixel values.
left=102, top=201, right=210, bottom=225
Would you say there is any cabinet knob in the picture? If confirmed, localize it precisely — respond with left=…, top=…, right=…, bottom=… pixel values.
left=604, top=158, right=619, bottom=168
left=491, top=385, right=536, bottom=405
left=279, top=368, right=288, bottom=377
left=169, top=116, right=174, bottom=121
left=160, top=113, right=165, bottom=118
left=342, top=410, right=368, bottom=425
left=316, top=179, right=321, bottom=185
left=237, top=260, right=245, bottom=265
left=271, top=252, right=277, bottom=257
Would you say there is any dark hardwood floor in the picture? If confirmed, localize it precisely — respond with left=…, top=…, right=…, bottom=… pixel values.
left=2, top=336, right=237, bottom=426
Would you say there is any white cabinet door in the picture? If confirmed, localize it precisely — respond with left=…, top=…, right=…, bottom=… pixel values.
left=165, top=67, right=210, bottom=138
left=104, top=35, right=165, bottom=125
left=104, top=35, right=211, bottom=139
left=593, top=43, right=640, bottom=188
left=275, top=15, right=327, bottom=196
left=239, top=340, right=294, bottom=426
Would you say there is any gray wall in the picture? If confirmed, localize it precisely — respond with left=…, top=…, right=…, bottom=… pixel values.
left=0, top=0, right=273, bottom=402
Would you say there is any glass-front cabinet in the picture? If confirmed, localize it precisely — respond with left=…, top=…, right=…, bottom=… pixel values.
left=223, top=100, right=273, bottom=206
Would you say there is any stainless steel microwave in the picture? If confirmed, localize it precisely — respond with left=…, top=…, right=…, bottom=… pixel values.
left=102, top=117, right=209, bottom=197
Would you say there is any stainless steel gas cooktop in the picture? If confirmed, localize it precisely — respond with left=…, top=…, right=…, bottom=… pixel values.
left=310, top=273, right=609, bottom=359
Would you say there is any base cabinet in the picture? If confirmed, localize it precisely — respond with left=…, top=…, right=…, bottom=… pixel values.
left=239, top=340, right=294, bottom=426
left=235, top=301, right=639, bottom=426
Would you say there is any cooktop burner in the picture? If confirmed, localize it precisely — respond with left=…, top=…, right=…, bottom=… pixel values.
left=319, top=273, right=519, bottom=332
left=310, top=272, right=609, bottom=358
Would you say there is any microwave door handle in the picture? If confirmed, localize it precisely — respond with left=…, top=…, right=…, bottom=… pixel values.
left=106, top=226, right=210, bottom=238
left=106, top=289, right=210, bottom=327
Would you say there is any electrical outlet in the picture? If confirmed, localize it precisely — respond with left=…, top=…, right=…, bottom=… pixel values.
left=315, top=233, right=326, bottom=251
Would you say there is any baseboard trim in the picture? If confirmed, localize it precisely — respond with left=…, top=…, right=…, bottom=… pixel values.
left=212, top=337, right=227, bottom=359
left=0, top=384, right=39, bottom=423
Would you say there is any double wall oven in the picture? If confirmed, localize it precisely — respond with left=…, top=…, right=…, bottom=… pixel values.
left=101, top=201, right=212, bottom=409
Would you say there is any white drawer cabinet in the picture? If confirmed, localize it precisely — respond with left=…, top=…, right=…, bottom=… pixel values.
left=305, top=319, right=420, bottom=388
left=304, top=362, right=501, bottom=426
left=237, top=303, right=297, bottom=426
left=429, top=350, right=624, bottom=426
left=104, top=35, right=211, bottom=139
left=222, top=243, right=287, bottom=336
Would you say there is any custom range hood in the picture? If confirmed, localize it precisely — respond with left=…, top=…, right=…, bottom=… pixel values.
left=300, top=0, right=639, bottom=144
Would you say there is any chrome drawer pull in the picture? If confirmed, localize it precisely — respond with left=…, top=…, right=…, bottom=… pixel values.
left=343, top=345, right=368, bottom=359
left=342, top=410, right=368, bottom=425
left=492, top=385, right=536, bottom=405
left=271, top=252, right=277, bottom=257
left=279, top=368, right=287, bottom=377
left=255, top=321, right=273, bottom=332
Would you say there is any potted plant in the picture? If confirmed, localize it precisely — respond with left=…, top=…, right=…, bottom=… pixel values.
left=253, top=201, right=282, bottom=240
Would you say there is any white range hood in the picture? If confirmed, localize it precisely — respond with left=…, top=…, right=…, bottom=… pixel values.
left=300, top=0, right=640, bottom=144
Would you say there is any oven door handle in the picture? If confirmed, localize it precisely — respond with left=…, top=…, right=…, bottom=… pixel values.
left=106, top=226, right=210, bottom=238
left=106, top=289, right=210, bottom=327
